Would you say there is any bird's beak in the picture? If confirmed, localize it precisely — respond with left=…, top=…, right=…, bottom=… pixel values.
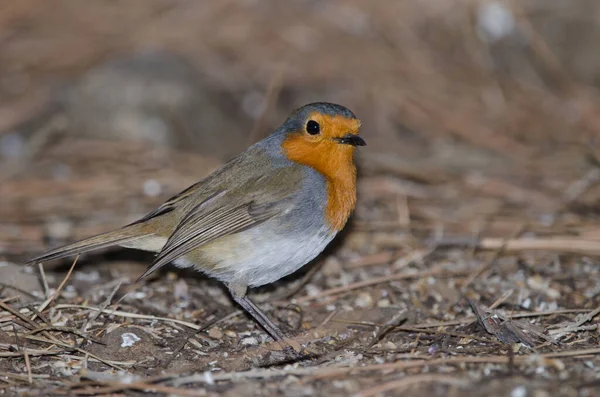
left=334, top=134, right=366, bottom=147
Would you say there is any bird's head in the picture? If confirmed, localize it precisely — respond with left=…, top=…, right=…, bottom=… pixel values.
left=280, top=102, right=364, bottom=180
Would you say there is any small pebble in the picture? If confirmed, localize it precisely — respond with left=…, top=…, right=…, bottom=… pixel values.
left=241, top=337, right=258, bottom=346
left=428, top=345, right=439, bottom=355
left=224, top=330, right=237, bottom=338
left=208, top=327, right=223, bottom=339
left=355, top=292, right=374, bottom=308
left=511, top=385, right=528, bottom=397
left=120, top=332, right=141, bottom=348
left=377, top=298, right=390, bottom=308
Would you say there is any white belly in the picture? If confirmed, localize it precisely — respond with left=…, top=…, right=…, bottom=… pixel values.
left=178, top=223, right=336, bottom=287
left=120, top=222, right=337, bottom=288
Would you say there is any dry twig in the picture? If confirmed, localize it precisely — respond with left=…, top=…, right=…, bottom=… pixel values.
left=34, top=255, right=79, bottom=319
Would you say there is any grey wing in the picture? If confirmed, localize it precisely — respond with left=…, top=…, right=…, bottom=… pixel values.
left=137, top=170, right=302, bottom=280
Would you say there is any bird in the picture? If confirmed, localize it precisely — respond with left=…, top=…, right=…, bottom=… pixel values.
left=27, top=102, right=365, bottom=351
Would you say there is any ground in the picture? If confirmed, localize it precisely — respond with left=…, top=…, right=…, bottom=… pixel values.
left=1, top=1, right=600, bottom=396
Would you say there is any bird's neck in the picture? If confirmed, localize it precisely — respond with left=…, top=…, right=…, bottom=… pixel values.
left=281, top=137, right=357, bottom=231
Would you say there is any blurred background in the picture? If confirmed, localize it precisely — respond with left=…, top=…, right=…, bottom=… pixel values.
left=2, top=0, right=600, bottom=259
left=2, top=1, right=600, bottom=394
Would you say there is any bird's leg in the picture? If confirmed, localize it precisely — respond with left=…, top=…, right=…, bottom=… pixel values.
left=232, top=294, right=289, bottom=342
left=228, top=282, right=301, bottom=355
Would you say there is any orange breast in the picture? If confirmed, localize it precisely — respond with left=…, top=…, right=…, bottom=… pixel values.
left=282, top=133, right=357, bottom=231
left=323, top=169, right=357, bottom=231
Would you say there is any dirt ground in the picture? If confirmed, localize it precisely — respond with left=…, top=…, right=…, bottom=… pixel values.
left=1, top=1, right=600, bottom=396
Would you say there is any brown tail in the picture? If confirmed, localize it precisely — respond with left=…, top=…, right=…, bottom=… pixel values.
left=26, top=224, right=148, bottom=264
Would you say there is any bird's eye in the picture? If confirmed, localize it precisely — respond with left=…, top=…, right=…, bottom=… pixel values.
left=306, top=120, right=320, bottom=135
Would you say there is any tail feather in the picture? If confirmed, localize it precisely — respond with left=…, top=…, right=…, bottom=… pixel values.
left=27, top=226, right=146, bottom=264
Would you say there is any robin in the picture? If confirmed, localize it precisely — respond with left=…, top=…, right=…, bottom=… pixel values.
left=27, top=102, right=365, bottom=352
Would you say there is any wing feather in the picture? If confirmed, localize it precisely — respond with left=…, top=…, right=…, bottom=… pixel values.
left=138, top=166, right=303, bottom=280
